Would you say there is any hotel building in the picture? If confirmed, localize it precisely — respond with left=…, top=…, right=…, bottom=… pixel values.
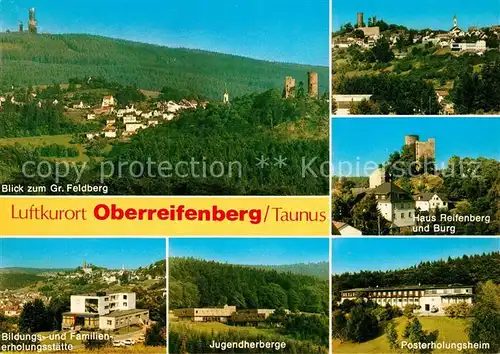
left=340, top=284, right=473, bottom=315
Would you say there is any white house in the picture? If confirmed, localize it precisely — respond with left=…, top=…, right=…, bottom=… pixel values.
left=101, top=95, right=116, bottom=107
left=450, top=40, right=486, bottom=52
left=332, top=94, right=373, bottom=116
left=103, top=125, right=117, bottom=138
left=87, top=113, right=96, bottom=120
left=166, top=101, right=181, bottom=113
left=125, top=123, right=146, bottom=133
left=369, top=167, right=386, bottom=189
left=414, top=192, right=449, bottom=212
left=163, top=113, right=175, bottom=121
left=86, top=133, right=99, bottom=140
left=123, top=115, right=137, bottom=124
left=73, top=101, right=89, bottom=109
left=372, top=182, right=415, bottom=228
left=332, top=221, right=362, bottom=236
left=103, top=275, right=117, bottom=284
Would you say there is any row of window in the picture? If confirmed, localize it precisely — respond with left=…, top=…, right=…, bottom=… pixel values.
left=344, top=288, right=469, bottom=297
left=104, top=295, right=128, bottom=302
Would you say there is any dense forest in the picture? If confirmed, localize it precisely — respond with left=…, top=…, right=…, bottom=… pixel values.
left=1, top=88, right=329, bottom=195
left=0, top=33, right=328, bottom=99
left=252, top=262, right=329, bottom=281
left=169, top=257, right=329, bottom=315
left=169, top=257, right=329, bottom=353
left=0, top=272, right=47, bottom=290
left=335, top=74, right=441, bottom=115
left=332, top=251, right=500, bottom=301
left=0, top=100, right=94, bottom=138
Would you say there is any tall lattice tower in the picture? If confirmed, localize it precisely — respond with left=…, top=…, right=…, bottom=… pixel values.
left=28, top=8, right=38, bottom=34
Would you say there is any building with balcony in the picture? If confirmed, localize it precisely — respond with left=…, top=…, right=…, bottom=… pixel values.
left=62, top=292, right=149, bottom=330
left=340, top=284, right=473, bottom=315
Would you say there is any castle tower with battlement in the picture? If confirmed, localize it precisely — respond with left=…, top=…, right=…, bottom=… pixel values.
left=284, top=76, right=296, bottom=98
left=405, top=135, right=436, bottom=163
left=357, top=12, right=364, bottom=27
left=307, top=72, right=318, bottom=98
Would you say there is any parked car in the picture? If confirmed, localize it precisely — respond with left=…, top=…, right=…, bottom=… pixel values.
left=112, top=340, right=124, bottom=347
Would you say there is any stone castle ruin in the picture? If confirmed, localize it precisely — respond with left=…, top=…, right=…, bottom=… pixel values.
left=405, top=135, right=436, bottom=162
left=284, top=72, right=319, bottom=98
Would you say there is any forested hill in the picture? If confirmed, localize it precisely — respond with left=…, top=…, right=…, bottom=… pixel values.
left=169, top=257, right=329, bottom=315
left=251, top=262, right=329, bottom=280
left=332, top=252, right=500, bottom=300
left=0, top=33, right=328, bottom=99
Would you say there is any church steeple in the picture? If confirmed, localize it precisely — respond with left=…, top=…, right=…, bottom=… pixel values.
left=453, top=14, right=458, bottom=28
left=223, top=83, right=229, bottom=104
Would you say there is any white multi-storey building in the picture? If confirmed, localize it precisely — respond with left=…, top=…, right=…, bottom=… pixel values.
left=62, top=292, right=149, bottom=330
left=340, top=284, right=473, bottom=315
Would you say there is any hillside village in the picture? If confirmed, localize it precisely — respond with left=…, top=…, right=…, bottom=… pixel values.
left=332, top=13, right=500, bottom=115
left=0, top=69, right=321, bottom=142
left=0, top=261, right=166, bottom=318
left=333, top=13, right=499, bottom=53
left=0, top=81, right=211, bottom=141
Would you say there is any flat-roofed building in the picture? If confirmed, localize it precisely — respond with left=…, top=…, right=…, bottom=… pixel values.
left=333, top=94, right=373, bottom=116
left=340, top=284, right=473, bottom=315
left=173, top=305, right=237, bottom=323
left=62, top=292, right=148, bottom=330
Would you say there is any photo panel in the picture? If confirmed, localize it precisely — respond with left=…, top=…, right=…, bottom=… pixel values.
left=331, top=117, right=499, bottom=236
left=331, top=237, right=500, bottom=353
left=0, top=0, right=330, bottom=197
left=0, top=237, right=167, bottom=353
left=168, top=237, right=330, bottom=353
left=331, top=1, right=500, bottom=116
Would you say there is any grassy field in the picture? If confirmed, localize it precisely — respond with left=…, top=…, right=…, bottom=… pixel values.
left=170, top=320, right=284, bottom=338
left=333, top=316, right=471, bottom=354
left=4, top=347, right=165, bottom=354
left=0, top=134, right=89, bottom=162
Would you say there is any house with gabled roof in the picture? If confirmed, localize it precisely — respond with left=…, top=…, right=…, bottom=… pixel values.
left=370, top=182, right=415, bottom=227
left=414, top=192, right=449, bottom=212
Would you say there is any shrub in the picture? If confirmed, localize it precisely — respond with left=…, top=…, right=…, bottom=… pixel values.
left=444, top=302, right=472, bottom=318
left=403, top=304, right=419, bottom=317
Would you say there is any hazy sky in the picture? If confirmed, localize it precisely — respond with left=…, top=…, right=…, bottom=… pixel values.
left=332, top=0, right=500, bottom=31
left=332, top=237, right=499, bottom=274
left=331, top=118, right=500, bottom=176
left=169, top=238, right=329, bottom=265
left=0, top=238, right=166, bottom=269
left=1, top=0, right=329, bottom=66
